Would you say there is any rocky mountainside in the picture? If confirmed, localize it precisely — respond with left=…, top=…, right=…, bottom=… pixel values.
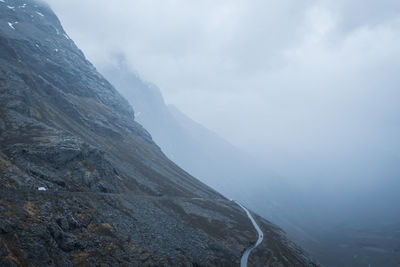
left=0, top=0, right=317, bottom=266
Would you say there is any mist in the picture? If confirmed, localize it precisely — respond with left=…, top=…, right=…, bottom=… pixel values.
left=45, top=0, right=400, bottom=265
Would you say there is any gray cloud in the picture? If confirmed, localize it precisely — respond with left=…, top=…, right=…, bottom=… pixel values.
left=46, top=0, right=400, bottom=204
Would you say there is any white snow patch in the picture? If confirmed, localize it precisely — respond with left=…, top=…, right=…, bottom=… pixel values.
left=0, top=0, right=6, bottom=3
left=8, top=22, right=15, bottom=30
left=38, top=187, right=47, bottom=191
left=7, top=5, right=14, bottom=9
left=35, top=44, right=40, bottom=48
left=18, top=4, right=26, bottom=8
left=63, top=33, right=70, bottom=40
left=35, top=11, right=44, bottom=17
left=55, top=28, right=60, bottom=35
left=55, top=48, right=59, bottom=52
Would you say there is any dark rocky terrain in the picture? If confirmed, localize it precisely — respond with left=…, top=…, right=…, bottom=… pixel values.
left=0, top=0, right=318, bottom=266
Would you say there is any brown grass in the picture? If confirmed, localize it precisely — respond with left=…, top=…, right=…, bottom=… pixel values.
left=24, top=201, right=39, bottom=218
left=0, top=200, right=17, bottom=217
left=72, top=251, right=90, bottom=266
left=2, top=235, right=25, bottom=266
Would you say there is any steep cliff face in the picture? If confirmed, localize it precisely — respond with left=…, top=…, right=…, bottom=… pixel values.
left=0, top=1, right=317, bottom=266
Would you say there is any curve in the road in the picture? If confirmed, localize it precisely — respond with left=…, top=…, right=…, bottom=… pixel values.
left=235, top=201, right=264, bottom=267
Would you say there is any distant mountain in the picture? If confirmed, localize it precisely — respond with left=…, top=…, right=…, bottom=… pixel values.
left=99, top=53, right=321, bottom=253
left=0, top=0, right=317, bottom=266
left=100, top=57, right=277, bottom=200
left=102, top=49, right=400, bottom=267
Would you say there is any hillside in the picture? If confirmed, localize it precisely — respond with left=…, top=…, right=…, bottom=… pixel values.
left=0, top=0, right=317, bottom=266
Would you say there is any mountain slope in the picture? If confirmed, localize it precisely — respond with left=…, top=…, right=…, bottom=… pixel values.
left=99, top=57, right=282, bottom=200
left=100, top=54, right=313, bottom=240
left=0, top=1, right=317, bottom=266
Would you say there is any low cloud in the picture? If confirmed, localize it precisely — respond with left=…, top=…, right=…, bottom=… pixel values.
left=46, top=0, right=400, bottom=213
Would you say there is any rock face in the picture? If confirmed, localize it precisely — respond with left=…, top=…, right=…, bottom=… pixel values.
left=0, top=0, right=318, bottom=266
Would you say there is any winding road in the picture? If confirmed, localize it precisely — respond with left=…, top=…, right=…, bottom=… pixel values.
left=235, top=201, right=264, bottom=267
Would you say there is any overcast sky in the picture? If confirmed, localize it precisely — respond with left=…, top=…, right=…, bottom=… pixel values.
left=46, top=0, right=400, bottom=189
